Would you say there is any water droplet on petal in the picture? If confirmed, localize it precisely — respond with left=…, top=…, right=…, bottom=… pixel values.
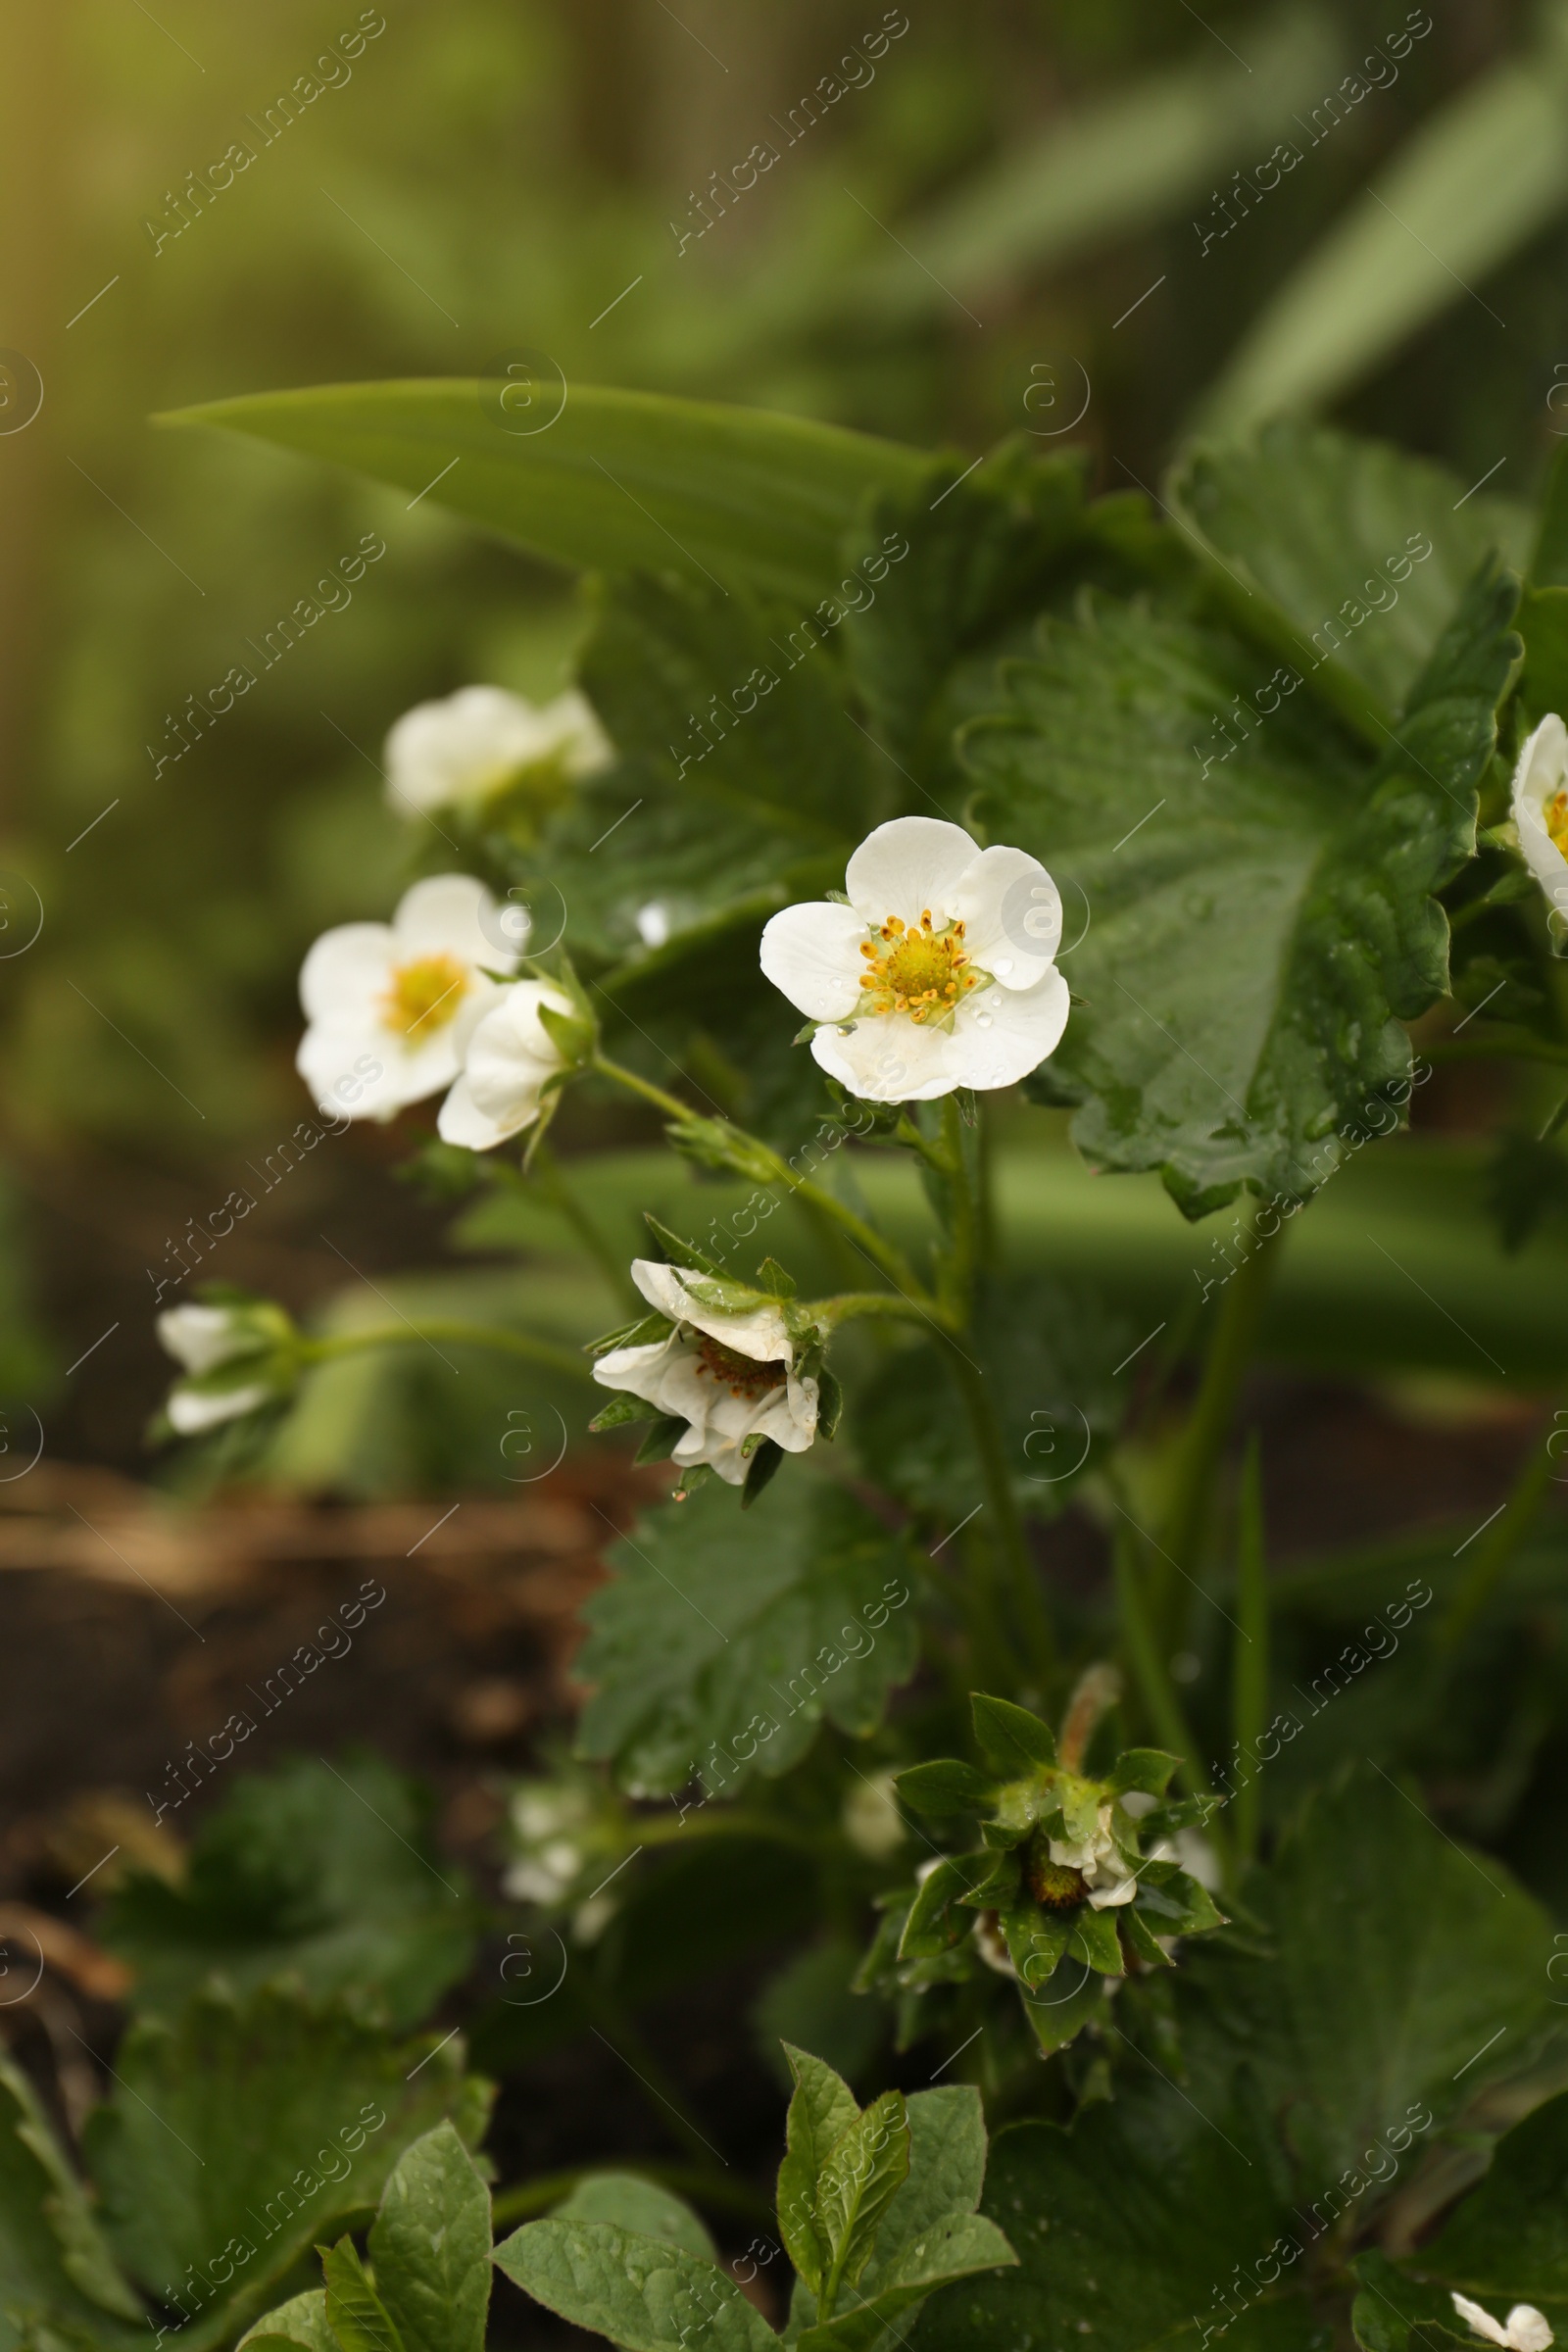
left=975, top=1011, right=993, bottom=1029
left=993, top=956, right=1013, bottom=976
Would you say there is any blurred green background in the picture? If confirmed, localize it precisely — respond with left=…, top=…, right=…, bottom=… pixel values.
left=2, top=0, right=1564, bottom=1471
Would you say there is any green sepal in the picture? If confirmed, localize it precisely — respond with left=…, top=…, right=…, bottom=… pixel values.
left=755, top=1256, right=796, bottom=1298
left=632, top=1413, right=688, bottom=1467
left=587, top=1392, right=662, bottom=1433
left=1133, top=1869, right=1226, bottom=1937
left=662, top=1116, right=780, bottom=1185
left=897, top=1759, right=996, bottom=1818
left=741, top=1438, right=786, bottom=1509
left=670, top=1460, right=714, bottom=1500
left=1057, top=1780, right=1102, bottom=1847
left=1020, top=1958, right=1105, bottom=2056
left=585, top=1310, right=673, bottom=1357
left=998, top=1901, right=1073, bottom=1992
left=1106, top=1747, right=1180, bottom=1799
left=1118, top=1903, right=1175, bottom=1971
left=898, top=1859, right=973, bottom=1960
left=643, top=1213, right=726, bottom=1277
left=956, top=1848, right=1021, bottom=1910
left=970, top=1693, right=1056, bottom=1776
left=535, top=1002, right=596, bottom=1071
left=815, top=1365, right=845, bottom=1442
left=980, top=1818, right=1032, bottom=1851
left=1069, top=1903, right=1126, bottom=1978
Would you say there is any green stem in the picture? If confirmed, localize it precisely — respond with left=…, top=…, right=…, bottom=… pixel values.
left=529, top=1142, right=639, bottom=1307
left=490, top=2161, right=771, bottom=2231
left=818, top=1290, right=955, bottom=1335
left=1156, top=1198, right=1281, bottom=1642
left=638, top=1809, right=828, bottom=1856
left=946, top=1343, right=1055, bottom=1690
left=1113, top=1522, right=1227, bottom=1875
left=310, top=1322, right=594, bottom=1385
left=1439, top=1405, right=1563, bottom=1651
left=1231, top=1436, right=1268, bottom=1868
left=937, top=1095, right=978, bottom=1323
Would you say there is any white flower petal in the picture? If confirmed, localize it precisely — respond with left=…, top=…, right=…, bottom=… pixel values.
left=628, top=1262, right=795, bottom=1364
left=167, top=1381, right=270, bottom=1434
left=810, top=1007, right=956, bottom=1102
left=1511, top=712, right=1568, bottom=916
left=1506, top=2311, right=1554, bottom=2352
left=592, top=1334, right=684, bottom=1408
left=463, top=982, right=572, bottom=1121
left=385, top=685, right=610, bottom=818
left=845, top=815, right=980, bottom=926
left=946, top=970, right=1070, bottom=1091
left=759, top=901, right=867, bottom=1021
left=1453, top=2298, right=1521, bottom=2349
left=393, top=872, right=514, bottom=969
left=158, top=1303, right=248, bottom=1376
left=299, top=923, right=395, bottom=1024
left=437, top=1071, right=523, bottom=1151
left=1087, top=1877, right=1139, bottom=1909
left=952, top=844, right=1063, bottom=989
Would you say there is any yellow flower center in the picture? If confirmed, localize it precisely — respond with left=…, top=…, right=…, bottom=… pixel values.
left=1546, top=789, right=1568, bottom=857
left=380, top=952, right=469, bottom=1038
left=858, top=909, right=982, bottom=1025
left=694, top=1334, right=786, bottom=1399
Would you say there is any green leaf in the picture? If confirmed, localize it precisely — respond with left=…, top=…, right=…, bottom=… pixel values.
left=553, top=2176, right=716, bottom=2265
left=1068, top=1904, right=1126, bottom=1979
left=0, top=2054, right=147, bottom=2352
left=778, top=2046, right=861, bottom=2292
left=964, top=560, right=1520, bottom=1213
left=997, top=1901, right=1072, bottom=1991
left=237, top=2288, right=340, bottom=2352
left=368, top=2125, right=491, bottom=2352
left=322, top=2239, right=404, bottom=2352
left=493, top=2219, right=778, bottom=2352
left=969, top=1695, right=1055, bottom=1777
left=1106, top=1748, right=1180, bottom=1798
left=104, top=1755, right=476, bottom=2031
left=1519, top=585, right=1568, bottom=722
left=574, top=1480, right=917, bottom=1797
left=81, top=1983, right=490, bottom=2351
left=895, top=1761, right=995, bottom=1819
left=1197, top=57, right=1568, bottom=436
left=1134, top=1869, right=1225, bottom=1938
left=161, top=380, right=924, bottom=608
left=1535, top=441, right=1568, bottom=587
left=1406, top=2089, right=1568, bottom=2317
left=1182, top=1761, right=1552, bottom=2188
left=817, top=2093, right=911, bottom=2304
left=1167, top=420, right=1530, bottom=728
left=898, top=1859, right=975, bottom=1962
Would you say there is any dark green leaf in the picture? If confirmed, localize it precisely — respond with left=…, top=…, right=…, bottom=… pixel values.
left=104, top=1755, right=476, bottom=2030
left=554, top=2176, right=715, bottom=2264
left=816, top=2092, right=911, bottom=2297
left=322, top=2239, right=404, bottom=2352
left=965, top=563, right=1520, bottom=1212
left=895, top=1762, right=995, bottom=1820
left=1409, top=2089, right=1568, bottom=2317
left=369, top=2125, right=491, bottom=2352
left=1106, top=1748, right=1180, bottom=1798
left=162, top=381, right=924, bottom=608
left=494, top=2219, right=778, bottom=2352
left=575, top=1480, right=918, bottom=1797
left=899, top=1860, right=976, bottom=1962
left=969, top=1695, right=1055, bottom=1776
left=0, top=2053, right=147, bottom=2352
left=778, top=2045, right=861, bottom=2292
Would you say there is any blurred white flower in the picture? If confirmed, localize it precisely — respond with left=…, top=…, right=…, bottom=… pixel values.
left=1452, top=2296, right=1553, bottom=2352
left=843, top=1769, right=906, bottom=1860
left=438, top=979, right=574, bottom=1151
left=297, top=874, right=516, bottom=1121
left=593, top=1259, right=818, bottom=1488
left=385, top=684, right=612, bottom=818
left=1510, top=713, right=1568, bottom=921
left=157, top=1294, right=297, bottom=1434
left=760, top=815, right=1069, bottom=1103
left=1050, top=1799, right=1137, bottom=1910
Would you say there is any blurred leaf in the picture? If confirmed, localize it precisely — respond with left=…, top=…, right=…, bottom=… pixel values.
left=963, top=558, right=1519, bottom=1213
left=82, top=1984, right=490, bottom=2351
left=1483, top=1130, right=1568, bottom=1252
left=1395, top=2090, right=1568, bottom=2323
left=1168, top=420, right=1530, bottom=729
left=753, top=1941, right=887, bottom=2093
left=575, top=1479, right=919, bottom=1797
left=104, top=1755, right=476, bottom=2030
left=162, top=383, right=925, bottom=608
left=552, top=2176, right=716, bottom=2264
left=1199, top=55, right=1568, bottom=432
left=0, top=2052, right=145, bottom=2351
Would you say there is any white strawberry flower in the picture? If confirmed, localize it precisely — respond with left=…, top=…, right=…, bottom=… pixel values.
left=1452, top=2296, right=1553, bottom=2351
left=593, top=1259, right=818, bottom=1488
left=297, top=874, right=517, bottom=1122
left=157, top=1295, right=297, bottom=1433
left=438, top=979, right=574, bottom=1151
left=385, top=684, right=612, bottom=819
left=759, top=815, right=1069, bottom=1102
left=1049, top=1798, right=1138, bottom=1910
left=1510, top=712, right=1568, bottom=920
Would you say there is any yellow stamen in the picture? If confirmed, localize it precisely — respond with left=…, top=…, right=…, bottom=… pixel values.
left=858, top=911, right=981, bottom=1027
left=380, top=952, right=469, bottom=1038
left=1547, top=789, right=1568, bottom=857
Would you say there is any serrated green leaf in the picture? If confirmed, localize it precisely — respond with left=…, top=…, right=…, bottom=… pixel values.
left=161, top=381, right=924, bottom=608
left=1408, top=2088, right=1568, bottom=2316
left=778, top=2046, right=861, bottom=2292
left=494, top=2219, right=777, bottom=2352
left=575, top=1481, right=917, bottom=1797
left=1106, top=1748, right=1180, bottom=1798
left=968, top=1695, right=1055, bottom=1776
left=0, top=2057, right=147, bottom=2352
left=103, top=1755, right=476, bottom=2030
left=321, top=2239, right=403, bottom=2352
left=894, top=1761, right=995, bottom=1819
left=81, top=1984, right=489, bottom=2352
left=368, top=2126, right=490, bottom=2352
left=816, top=2093, right=910, bottom=2302
left=1168, top=421, right=1530, bottom=729
left=553, top=2176, right=715, bottom=2265
left=236, top=2288, right=339, bottom=2352
left=898, top=1861, right=976, bottom=1962
left=1068, top=1904, right=1126, bottom=1979
left=964, top=558, right=1519, bottom=1212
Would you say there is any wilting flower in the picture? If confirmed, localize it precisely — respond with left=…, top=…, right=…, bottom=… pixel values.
left=297, top=874, right=516, bottom=1121
left=1452, top=2297, right=1553, bottom=2352
left=385, top=684, right=612, bottom=819
left=759, top=814, right=1068, bottom=1102
left=1510, top=712, right=1568, bottom=920
left=592, top=1259, right=818, bottom=1489
left=157, top=1292, right=299, bottom=1433
left=438, top=980, right=574, bottom=1151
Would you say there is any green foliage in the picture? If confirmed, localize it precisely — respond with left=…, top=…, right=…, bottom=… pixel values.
left=574, top=1477, right=919, bottom=1796
left=552, top=2175, right=717, bottom=2262
left=104, top=1755, right=477, bottom=2028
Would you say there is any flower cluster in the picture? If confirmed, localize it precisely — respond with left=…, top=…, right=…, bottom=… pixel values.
left=859, top=1691, right=1224, bottom=2054
left=503, top=1760, right=633, bottom=1944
